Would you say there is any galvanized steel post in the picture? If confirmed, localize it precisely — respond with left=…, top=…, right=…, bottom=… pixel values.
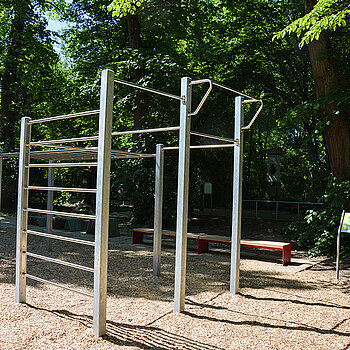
left=93, top=69, right=114, bottom=336
left=46, top=160, right=54, bottom=251
left=16, top=117, right=32, bottom=303
left=153, top=144, right=164, bottom=276
left=174, top=77, right=192, bottom=312
left=336, top=210, right=345, bottom=279
left=230, top=96, right=244, bottom=294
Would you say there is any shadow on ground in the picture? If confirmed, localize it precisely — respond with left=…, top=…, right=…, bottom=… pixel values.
left=26, top=304, right=223, bottom=350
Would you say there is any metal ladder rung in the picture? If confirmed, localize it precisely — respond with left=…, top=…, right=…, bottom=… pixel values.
left=29, top=135, right=99, bottom=146
left=27, top=162, right=97, bottom=168
left=25, top=251, right=94, bottom=273
left=26, top=229, right=95, bottom=246
left=25, top=208, right=95, bottom=220
left=26, top=186, right=97, bottom=193
left=24, top=273, right=93, bottom=297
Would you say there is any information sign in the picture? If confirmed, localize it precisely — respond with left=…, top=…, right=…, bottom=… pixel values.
left=336, top=211, right=349, bottom=279
left=341, top=213, right=350, bottom=233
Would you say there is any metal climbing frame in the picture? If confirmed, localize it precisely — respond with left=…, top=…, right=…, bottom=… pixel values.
left=15, top=69, right=262, bottom=337
left=16, top=69, right=115, bottom=337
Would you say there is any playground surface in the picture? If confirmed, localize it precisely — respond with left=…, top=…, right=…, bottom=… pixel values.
left=0, top=222, right=349, bottom=349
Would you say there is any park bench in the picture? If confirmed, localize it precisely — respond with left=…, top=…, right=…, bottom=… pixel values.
left=132, top=228, right=291, bottom=266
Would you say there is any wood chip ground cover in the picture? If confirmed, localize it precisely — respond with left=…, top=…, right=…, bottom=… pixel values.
left=0, top=225, right=349, bottom=349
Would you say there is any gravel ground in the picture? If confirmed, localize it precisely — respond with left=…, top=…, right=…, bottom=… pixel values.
left=0, top=224, right=349, bottom=350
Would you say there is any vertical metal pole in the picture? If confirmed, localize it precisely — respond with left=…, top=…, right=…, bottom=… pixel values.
left=16, top=117, right=32, bottom=303
left=174, top=77, right=192, bottom=313
left=336, top=210, right=345, bottom=279
left=0, top=157, right=3, bottom=213
left=153, top=144, right=164, bottom=276
left=297, top=203, right=300, bottom=221
left=46, top=160, right=54, bottom=251
left=276, top=201, right=279, bottom=220
left=230, top=96, right=244, bottom=294
left=255, top=201, right=258, bottom=219
left=93, top=69, right=114, bottom=337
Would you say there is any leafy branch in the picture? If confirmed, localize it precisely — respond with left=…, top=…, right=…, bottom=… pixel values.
left=273, top=0, right=350, bottom=47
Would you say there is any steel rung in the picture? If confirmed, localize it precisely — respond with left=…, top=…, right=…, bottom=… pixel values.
left=24, top=273, right=93, bottom=297
left=26, top=229, right=95, bottom=246
left=26, top=186, right=97, bottom=193
left=190, top=131, right=238, bottom=144
left=27, top=162, right=97, bottom=168
left=28, top=110, right=100, bottom=125
left=163, top=143, right=236, bottom=151
left=25, top=251, right=94, bottom=272
left=25, top=208, right=95, bottom=219
left=114, top=78, right=184, bottom=102
left=29, top=135, right=99, bottom=146
left=111, top=126, right=180, bottom=136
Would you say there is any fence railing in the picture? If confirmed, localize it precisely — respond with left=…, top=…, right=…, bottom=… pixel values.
left=243, top=199, right=325, bottom=221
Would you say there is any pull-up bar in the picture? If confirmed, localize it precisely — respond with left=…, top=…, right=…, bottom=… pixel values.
left=163, top=144, right=236, bottom=150
left=114, top=78, right=184, bottom=102
left=190, top=131, right=238, bottom=144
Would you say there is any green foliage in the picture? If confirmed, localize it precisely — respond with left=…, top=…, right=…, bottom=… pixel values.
left=108, top=0, right=146, bottom=17
left=274, top=0, right=350, bottom=47
left=1, top=0, right=348, bottom=227
left=287, top=177, right=350, bottom=257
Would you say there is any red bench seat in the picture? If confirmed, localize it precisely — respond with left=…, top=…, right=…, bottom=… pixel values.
left=132, top=228, right=291, bottom=266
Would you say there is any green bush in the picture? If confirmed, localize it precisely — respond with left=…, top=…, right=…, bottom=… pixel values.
left=288, top=177, right=350, bottom=257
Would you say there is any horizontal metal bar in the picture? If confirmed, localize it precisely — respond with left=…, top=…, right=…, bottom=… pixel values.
left=26, top=251, right=94, bottom=272
left=30, top=144, right=97, bottom=151
left=115, top=78, right=184, bottom=102
left=28, top=110, right=100, bottom=125
left=24, top=273, right=93, bottom=297
left=211, top=81, right=263, bottom=130
left=26, top=229, right=95, bottom=246
left=243, top=199, right=325, bottom=205
left=25, top=208, right=96, bottom=219
left=190, top=144, right=236, bottom=149
left=163, top=143, right=236, bottom=150
left=26, top=186, right=96, bottom=193
left=112, top=126, right=180, bottom=136
left=24, top=144, right=156, bottom=159
left=188, top=79, right=213, bottom=116
left=212, top=82, right=259, bottom=102
left=116, top=153, right=156, bottom=158
left=191, top=131, right=238, bottom=144
left=30, top=135, right=99, bottom=146
left=27, top=162, right=97, bottom=168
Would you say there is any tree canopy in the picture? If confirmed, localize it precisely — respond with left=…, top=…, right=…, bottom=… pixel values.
left=0, top=0, right=349, bottom=256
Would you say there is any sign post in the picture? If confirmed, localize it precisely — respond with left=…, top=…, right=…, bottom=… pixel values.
left=336, top=210, right=350, bottom=279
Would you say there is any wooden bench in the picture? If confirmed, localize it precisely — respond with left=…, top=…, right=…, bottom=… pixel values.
left=132, top=228, right=209, bottom=254
left=132, top=228, right=291, bottom=266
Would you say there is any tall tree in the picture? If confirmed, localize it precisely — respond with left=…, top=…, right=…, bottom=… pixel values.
left=275, top=0, right=350, bottom=179
left=305, top=0, right=350, bottom=179
left=0, top=0, right=61, bottom=150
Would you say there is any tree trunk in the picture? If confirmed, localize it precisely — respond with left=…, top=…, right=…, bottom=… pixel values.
left=127, top=14, right=147, bottom=138
left=305, top=0, right=350, bottom=179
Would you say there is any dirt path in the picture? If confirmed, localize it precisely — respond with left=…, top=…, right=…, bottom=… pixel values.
left=1, top=224, right=349, bottom=349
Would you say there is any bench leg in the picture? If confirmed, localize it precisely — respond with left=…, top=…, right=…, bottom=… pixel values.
left=132, top=231, right=144, bottom=244
left=198, top=239, right=209, bottom=254
left=282, top=244, right=291, bottom=266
